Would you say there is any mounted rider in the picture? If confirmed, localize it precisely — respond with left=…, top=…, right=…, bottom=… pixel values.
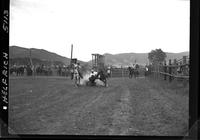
left=144, top=64, right=149, bottom=76
left=73, top=62, right=83, bottom=86
left=133, top=63, right=139, bottom=78
left=77, top=63, right=83, bottom=78
left=88, top=69, right=98, bottom=86
left=107, top=66, right=111, bottom=78
left=73, top=63, right=79, bottom=86
left=89, top=69, right=97, bottom=80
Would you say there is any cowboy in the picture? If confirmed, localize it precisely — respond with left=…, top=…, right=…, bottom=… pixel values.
left=70, top=67, right=74, bottom=80
left=144, top=65, right=149, bottom=76
left=107, top=66, right=111, bottom=77
left=73, top=63, right=80, bottom=86
left=90, top=69, right=97, bottom=76
left=88, top=69, right=97, bottom=85
left=77, top=63, right=83, bottom=79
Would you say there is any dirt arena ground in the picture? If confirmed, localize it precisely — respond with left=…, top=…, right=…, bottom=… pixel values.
left=8, top=76, right=189, bottom=136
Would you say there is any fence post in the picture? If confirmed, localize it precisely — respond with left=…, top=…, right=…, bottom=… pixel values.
left=164, top=60, right=166, bottom=80
left=173, top=59, right=177, bottom=65
left=110, top=67, right=112, bottom=78
left=183, top=56, right=187, bottom=75
left=173, top=59, right=177, bottom=75
left=122, top=67, right=124, bottom=77
left=154, top=65, right=157, bottom=79
left=159, top=63, right=161, bottom=78
left=169, top=59, right=172, bottom=82
left=183, top=56, right=187, bottom=64
left=121, top=66, right=122, bottom=77
left=159, top=63, right=162, bottom=78
left=157, top=64, right=159, bottom=79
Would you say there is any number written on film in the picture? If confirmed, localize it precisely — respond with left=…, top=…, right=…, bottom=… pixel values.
left=3, top=10, right=9, bottom=33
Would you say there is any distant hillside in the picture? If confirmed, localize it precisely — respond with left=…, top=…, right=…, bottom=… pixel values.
left=10, top=46, right=189, bottom=68
left=103, top=52, right=189, bottom=67
left=9, top=46, right=86, bottom=65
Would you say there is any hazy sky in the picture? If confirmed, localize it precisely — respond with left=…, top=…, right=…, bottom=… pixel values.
left=10, top=0, right=190, bottom=61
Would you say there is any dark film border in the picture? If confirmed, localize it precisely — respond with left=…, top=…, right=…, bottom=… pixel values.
left=0, top=0, right=199, bottom=139
left=189, top=0, right=199, bottom=138
left=0, top=0, right=9, bottom=138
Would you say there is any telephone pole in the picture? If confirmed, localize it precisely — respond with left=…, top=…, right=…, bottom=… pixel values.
left=29, top=49, right=33, bottom=67
left=29, top=48, right=34, bottom=76
left=70, top=44, right=73, bottom=66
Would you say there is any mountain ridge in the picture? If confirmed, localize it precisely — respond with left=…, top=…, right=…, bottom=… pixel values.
left=9, top=46, right=86, bottom=65
left=103, top=51, right=189, bottom=67
left=10, top=46, right=189, bottom=67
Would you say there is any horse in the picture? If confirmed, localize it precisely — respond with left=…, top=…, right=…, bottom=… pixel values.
left=26, top=65, right=33, bottom=76
left=36, top=65, right=43, bottom=76
left=10, top=66, right=25, bottom=76
left=88, top=74, right=97, bottom=86
left=106, top=67, right=111, bottom=78
left=57, top=66, right=62, bottom=76
left=144, top=66, right=150, bottom=76
left=133, top=68, right=139, bottom=78
left=16, top=66, right=25, bottom=76
left=128, top=66, right=134, bottom=78
left=73, top=67, right=83, bottom=87
left=133, top=64, right=139, bottom=78
left=10, top=66, right=17, bottom=76
left=96, top=70, right=108, bottom=87
left=87, top=70, right=108, bottom=87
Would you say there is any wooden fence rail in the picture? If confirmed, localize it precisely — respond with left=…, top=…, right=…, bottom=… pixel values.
left=110, top=68, right=129, bottom=77
left=151, top=55, right=189, bottom=82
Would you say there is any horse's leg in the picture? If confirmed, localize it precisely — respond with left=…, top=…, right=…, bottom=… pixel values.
left=78, top=76, right=81, bottom=86
left=130, top=72, right=132, bottom=78
left=74, top=76, right=78, bottom=87
left=75, top=75, right=80, bottom=87
left=105, top=79, right=107, bottom=87
left=76, top=76, right=79, bottom=86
